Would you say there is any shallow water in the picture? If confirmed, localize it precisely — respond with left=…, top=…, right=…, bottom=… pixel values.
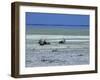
left=25, top=35, right=89, bottom=67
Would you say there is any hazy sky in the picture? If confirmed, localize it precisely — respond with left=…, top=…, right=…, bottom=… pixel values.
left=26, top=12, right=89, bottom=28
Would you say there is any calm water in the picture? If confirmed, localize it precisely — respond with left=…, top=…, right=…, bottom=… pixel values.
left=26, top=25, right=89, bottom=35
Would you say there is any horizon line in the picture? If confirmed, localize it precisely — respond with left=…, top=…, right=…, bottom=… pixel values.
left=26, top=24, right=89, bottom=27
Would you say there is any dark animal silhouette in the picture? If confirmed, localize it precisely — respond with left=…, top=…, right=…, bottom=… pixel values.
left=38, top=39, right=50, bottom=46
left=59, top=38, right=66, bottom=44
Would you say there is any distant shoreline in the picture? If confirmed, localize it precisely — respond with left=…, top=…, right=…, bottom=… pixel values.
left=26, top=34, right=89, bottom=40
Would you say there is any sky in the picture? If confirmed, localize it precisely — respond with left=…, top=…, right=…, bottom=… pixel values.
left=26, top=12, right=89, bottom=28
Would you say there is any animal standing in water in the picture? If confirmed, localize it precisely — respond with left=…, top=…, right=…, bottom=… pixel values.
left=38, top=39, right=50, bottom=46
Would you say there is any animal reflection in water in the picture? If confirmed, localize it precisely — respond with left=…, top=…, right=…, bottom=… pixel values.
left=38, top=38, right=66, bottom=46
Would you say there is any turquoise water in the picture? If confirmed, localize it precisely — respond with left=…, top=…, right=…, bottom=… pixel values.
left=26, top=26, right=89, bottom=36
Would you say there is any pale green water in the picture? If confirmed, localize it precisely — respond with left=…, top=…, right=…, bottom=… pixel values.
left=26, top=26, right=89, bottom=36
